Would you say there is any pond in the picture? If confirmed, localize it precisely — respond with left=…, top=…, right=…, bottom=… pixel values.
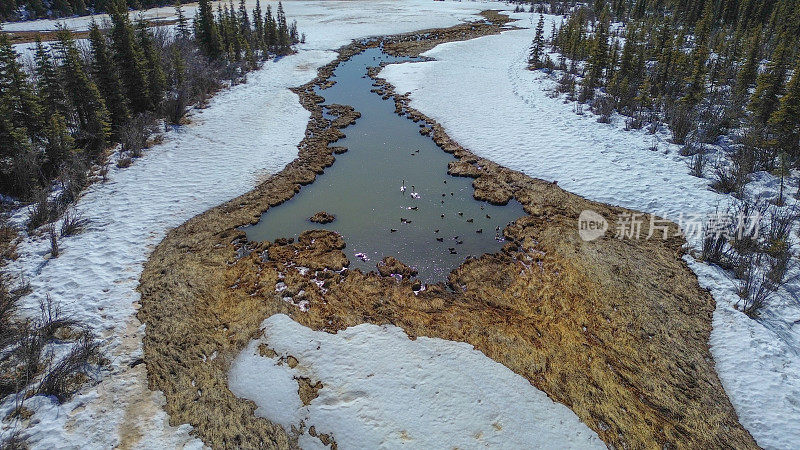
left=245, top=47, right=524, bottom=283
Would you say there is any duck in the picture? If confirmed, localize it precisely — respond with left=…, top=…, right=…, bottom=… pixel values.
left=466, top=218, right=473, bottom=223
left=486, top=214, right=491, bottom=219
left=458, top=212, right=463, bottom=216
left=476, top=229, right=483, bottom=234
left=449, top=248, right=457, bottom=254
left=400, top=180, right=406, bottom=193
left=390, top=228, right=397, bottom=233
left=436, top=237, right=444, bottom=242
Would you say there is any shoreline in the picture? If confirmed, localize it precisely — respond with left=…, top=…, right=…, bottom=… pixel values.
left=138, top=12, right=756, bottom=449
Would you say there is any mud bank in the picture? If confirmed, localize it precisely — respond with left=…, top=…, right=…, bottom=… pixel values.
left=138, top=12, right=757, bottom=449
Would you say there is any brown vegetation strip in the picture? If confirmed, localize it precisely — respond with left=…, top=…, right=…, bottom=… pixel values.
left=138, top=11, right=757, bottom=449
left=2, top=18, right=179, bottom=45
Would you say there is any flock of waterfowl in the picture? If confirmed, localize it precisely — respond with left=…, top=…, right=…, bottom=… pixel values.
left=398, top=176, right=506, bottom=255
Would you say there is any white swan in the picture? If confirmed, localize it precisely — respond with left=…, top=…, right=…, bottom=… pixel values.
left=410, top=185, right=420, bottom=199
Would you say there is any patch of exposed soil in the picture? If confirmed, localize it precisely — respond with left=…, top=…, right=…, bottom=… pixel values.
left=138, top=12, right=757, bottom=450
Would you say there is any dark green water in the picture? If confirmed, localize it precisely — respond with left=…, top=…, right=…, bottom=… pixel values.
left=245, top=47, right=524, bottom=282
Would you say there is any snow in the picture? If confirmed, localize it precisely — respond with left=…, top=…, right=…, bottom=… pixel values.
left=380, top=11, right=800, bottom=449
left=230, top=314, right=604, bottom=449
left=1, top=1, right=521, bottom=447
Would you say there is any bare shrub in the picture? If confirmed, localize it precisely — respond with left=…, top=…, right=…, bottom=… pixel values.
left=679, top=136, right=705, bottom=157
left=688, top=152, right=707, bottom=177
left=0, top=429, right=27, bottom=449
left=48, top=226, right=59, bottom=258
left=667, top=104, right=694, bottom=144
left=736, top=254, right=775, bottom=318
left=624, top=113, right=644, bottom=130
left=116, top=154, right=132, bottom=169
left=0, top=295, right=94, bottom=404
left=710, top=159, right=748, bottom=197
left=36, top=334, right=101, bottom=402
left=701, top=211, right=736, bottom=267
left=761, top=205, right=797, bottom=284
left=557, top=72, right=576, bottom=96
left=99, top=163, right=110, bottom=182
left=592, top=94, right=615, bottom=123
left=120, top=113, right=158, bottom=158
left=26, top=190, right=58, bottom=232
left=57, top=154, right=89, bottom=205
left=165, top=87, right=190, bottom=125
left=60, top=209, right=89, bottom=237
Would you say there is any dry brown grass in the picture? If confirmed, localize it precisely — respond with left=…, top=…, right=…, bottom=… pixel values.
left=138, top=13, right=757, bottom=450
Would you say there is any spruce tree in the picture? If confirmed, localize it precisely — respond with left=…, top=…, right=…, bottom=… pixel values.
left=54, top=29, right=110, bottom=155
left=529, top=14, right=545, bottom=68
left=137, top=20, right=167, bottom=111
left=0, top=32, right=42, bottom=142
left=108, top=0, right=151, bottom=113
left=264, top=5, right=277, bottom=52
left=276, top=1, right=289, bottom=54
left=582, top=6, right=610, bottom=100
left=197, top=0, right=222, bottom=58
left=749, top=37, right=789, bottom=125
left=253, top=0, right=264, bottom=52
left=41, top=113, right=75, bottom=177
left=681, top=1, right=713, bottom=107
left=769, top=60, right=800, bottom=159
left=175, top=1, right=190, bottom=39
left=88, top=22, right=130, bottom=133
left=33, top=38, right=69, bottom=121
left=734, top=26, right=761, bottom=101
left=238, top=0, right=251, bottom=39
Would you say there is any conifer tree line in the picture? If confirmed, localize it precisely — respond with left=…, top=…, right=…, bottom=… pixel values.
left=1, top=0, right=178, bottom=22
left=524, top=0, right=800, bottom=181
left=1, top=0, right=299, bottom=202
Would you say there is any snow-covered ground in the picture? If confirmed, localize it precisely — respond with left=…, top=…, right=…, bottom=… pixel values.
left=381, top=11, right=800, bottom=449
left=2, top=1, right=549, bottom=448
left=230, top=314, right=603, bottom=449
